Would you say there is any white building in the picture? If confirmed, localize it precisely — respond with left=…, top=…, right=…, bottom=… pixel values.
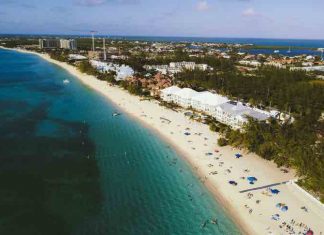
left=60, top=39, right=77, bottom=50
left=191, top=91, right=229, bottom=115
left=144, top=61, right=210, bottom=75
left=160, top=86, right=272, bottom=129
left=239, top=60, right=262, bottom=67
left=68, top=54, right=87, bottom=60
left=173, top=88, right=198, bottom=107
left=160, top=86, right=182, bottom=102
left=264, top=61, right=285, bottom=68
left=215, top=102, right=270, bottom=129
left=115, top=65, right=135, bottom=81
left=90, top=60, right=134, bottom=81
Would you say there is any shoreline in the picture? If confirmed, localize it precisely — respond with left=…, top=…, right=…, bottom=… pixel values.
left=2, top=46, right=323, bottom=235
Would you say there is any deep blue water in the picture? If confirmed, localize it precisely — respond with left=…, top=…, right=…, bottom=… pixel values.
left=0, top=48, right=240, bottom=235
left=108, top=36, right=324, bottom=48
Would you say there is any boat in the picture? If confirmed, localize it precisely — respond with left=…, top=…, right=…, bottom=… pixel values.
left=112, top=112, right=121, bottom=117
left=63, top=79, right=70, bottom=84
left=287, top=46, right=291, bottom=53
left=274, top=50, right=280, bottom=54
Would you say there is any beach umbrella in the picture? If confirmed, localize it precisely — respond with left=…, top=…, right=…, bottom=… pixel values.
left=306, top=229, right=314, bottom=235
left=235, top=153, right=242, bottom=158
left=270, top=189, right=280, bottom=194
left=247, top=176, right=257, bottom=182
left=281, top=206, right=288, bottom=212
left=271, top=214, right=280, bottom=221
left=184, top=132, right=191, bottom=136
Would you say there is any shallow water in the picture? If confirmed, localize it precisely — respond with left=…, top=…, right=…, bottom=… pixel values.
left=0, top=48, right=240, bottom=235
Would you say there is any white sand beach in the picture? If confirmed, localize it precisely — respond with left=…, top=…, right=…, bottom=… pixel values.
left=3, top=47, right=324, bottom=234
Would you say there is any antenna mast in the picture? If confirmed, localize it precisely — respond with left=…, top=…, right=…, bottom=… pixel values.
left=103, top=38, right=107, bottom=61
left=90, top=31, right=97, bottom=52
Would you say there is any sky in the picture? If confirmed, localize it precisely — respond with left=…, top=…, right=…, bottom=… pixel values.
left=0, top=0, right=324, bottom=39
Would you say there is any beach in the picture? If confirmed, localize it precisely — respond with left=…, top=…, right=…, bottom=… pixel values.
left=3, top=46, right=323, bottom=234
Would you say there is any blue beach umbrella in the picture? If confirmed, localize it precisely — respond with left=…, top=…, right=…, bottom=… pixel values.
left=281, top=206, right=288, bottom=212
left=270, top=189, right=280, bottom=194
left=247, top=176, right=257, bottom=182
left=271, top=214, right=280, bottom=221
left=235, top=153, right=242, bottom=158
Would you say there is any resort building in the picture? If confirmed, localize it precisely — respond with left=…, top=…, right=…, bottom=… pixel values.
left=144, top=61, right=210, bottom=75
left=172, top=88, right=199, bottom=107
left=214, top=102, right=270, bottom=129
left=59, top=39, right=77, bottom=50
left=159, top=86, right=181, bottom=101
left=39, top=39, right=77, bottom=50
left=160, top=86, right=273, bottom=129
left=191, top=91, right=229, bottom=115
left=39, top=39, right=60, bottom=49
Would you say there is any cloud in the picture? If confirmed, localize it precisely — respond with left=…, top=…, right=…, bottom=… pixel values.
left=242, top=8, right=257, bottom=17
left=76, top=0, right=138, bottom=7
left=196, top=1, right=209, bottom=11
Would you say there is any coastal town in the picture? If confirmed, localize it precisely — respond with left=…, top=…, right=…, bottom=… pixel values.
left=2, top=36, right=320, bottom=128
left=0, top=35, right=323, bottom=235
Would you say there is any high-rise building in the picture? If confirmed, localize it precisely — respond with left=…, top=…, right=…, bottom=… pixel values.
left=39, top=39, right=77, bottom=50
left=39, top=39, right=60, bottom=49
left=60, top=39, right=77, bottom=50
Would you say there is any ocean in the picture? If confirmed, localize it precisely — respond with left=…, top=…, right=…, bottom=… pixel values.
left=0, top=48, right=240, bottom=235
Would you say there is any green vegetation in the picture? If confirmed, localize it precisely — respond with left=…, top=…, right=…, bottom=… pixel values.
left=48, top=50, right=69, bottom=62
left=217, top=137, right=228, bottom=146
left=120, top=80, right=149, bottom=96
left=77, top=61, right=117, bottom=84
left=185, top=63, right=324, bottom=200
left=77, top=60, right=98, bottom=76
left=0, top=38, right=39, bottom=48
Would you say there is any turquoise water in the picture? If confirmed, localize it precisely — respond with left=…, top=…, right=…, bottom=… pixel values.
left=0, top=48, right=240, bottom=235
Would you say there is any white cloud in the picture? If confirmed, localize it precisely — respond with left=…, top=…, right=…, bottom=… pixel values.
left=242, top=8, right=256, bottom=17
left=196, top=1, right=209, bottom=11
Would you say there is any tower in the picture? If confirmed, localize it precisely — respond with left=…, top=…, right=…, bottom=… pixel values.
left=90, top=31, right=96, bottom=52
left=103, top=38, right=107, bottom=61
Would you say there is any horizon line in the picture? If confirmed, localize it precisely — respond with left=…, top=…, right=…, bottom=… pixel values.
left=0, top=33, right=324, bottom=41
